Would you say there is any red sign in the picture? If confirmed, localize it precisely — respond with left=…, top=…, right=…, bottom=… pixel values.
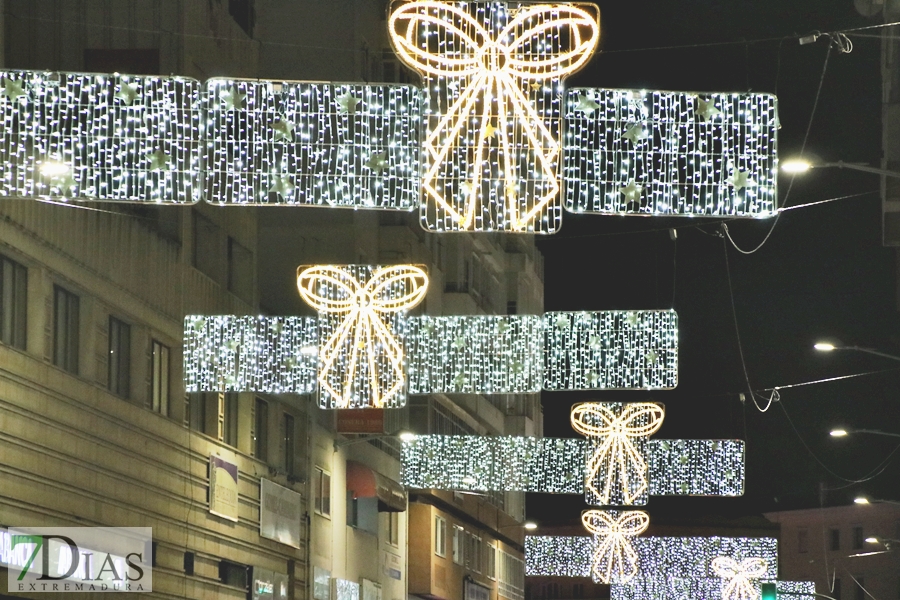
left=336, top=409, right=385, bottom=434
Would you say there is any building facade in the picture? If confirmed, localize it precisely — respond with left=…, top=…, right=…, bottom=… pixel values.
left=765, top=503, right=900, bottom=600
left=0, top=2, right=543, bottom=600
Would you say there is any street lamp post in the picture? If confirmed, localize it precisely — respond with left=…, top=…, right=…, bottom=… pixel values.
left=814, top=342, right=900, bottom=362
left=782, top=159, right=900, bottom=179
left=830, top=428, right=900, bottom=439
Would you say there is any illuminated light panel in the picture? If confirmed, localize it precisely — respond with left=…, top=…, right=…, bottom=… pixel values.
left=0, top=70, right=201, bottom=203
left=397, top=435, right=744, bottom=496
left=647, top=440, right=745, bottom=497
left=572, top=402, right=664, bottom=506
left=525, top=536, right=593, bottom=577
left=711, top=557, right=768, bottom=600
left=204, top=79, right=421, bottom=208
left=401, top=435, right=586, bottom=493
left=526, top=536, right=777, bottom=580
left=772, top=581, right=816, bottom=600
left=297, top=264, right=427, bottom=409
left=405, top=315, right=543, bottom=394
left=389, top=1, right=600, bottom=233
left=582, top=510, right=649, bottom=584
left=564, top=89, right=778, bottom=218
left=183, top=315, right=317, bottom=393
left=543, top=311, right=678, bottom=390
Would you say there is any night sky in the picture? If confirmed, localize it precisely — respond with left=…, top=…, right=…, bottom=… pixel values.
left=528, top=0, right=900, bottom=524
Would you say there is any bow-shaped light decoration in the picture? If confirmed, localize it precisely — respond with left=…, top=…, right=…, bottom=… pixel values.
left=581, top=509, right=649, bottom=584
left=389, top=1, right=600, bottom=233
left=711, top=557, right=769, bottom=600
left=571, top=402, right=665, bottom=506
left=297, top=265, right=428, bottom=409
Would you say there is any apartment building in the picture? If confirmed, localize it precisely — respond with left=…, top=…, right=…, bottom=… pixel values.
left=765, top=503, right=900, bottom=600
left=0, top=1, right=543, bottom=600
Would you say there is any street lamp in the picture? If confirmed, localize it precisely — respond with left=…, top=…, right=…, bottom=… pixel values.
left=813, top=342, right=900, bottom=362
left=781, top=158, right=900, bottom=179
left=854, top=496, right=900, bottom=506
left=865, top=537, right=899, bottom=551
left=829, top=428, right=900, bottom=440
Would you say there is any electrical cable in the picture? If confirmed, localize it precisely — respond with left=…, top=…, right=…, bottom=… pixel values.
left=723, top=40, right=832, bottom=254
left=778, top=400, right=900, bottom=484
left=845, top=571, right=878, bottom=600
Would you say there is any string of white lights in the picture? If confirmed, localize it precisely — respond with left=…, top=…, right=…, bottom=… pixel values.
left=401, top=435, right=586, bottom=493
left=398, top=434, right=744, bottom=497
left=183, top=315, right=318, bottom=393
left=204, top=79, right=421, bottom=208
left=0, top=70, right=201, bottom=203
left=543, top=311, right=678, bottom=390
left=405, top=315, right=543, bottom=394
left=647, top=440, right=745, bottom=497
left=563, top=88, right=778, bottom=218
left=610, top=578, right=816, bottom=600
left=526, top=536, right=777, bottom=580
left=389, top=0, right=600, bottom=233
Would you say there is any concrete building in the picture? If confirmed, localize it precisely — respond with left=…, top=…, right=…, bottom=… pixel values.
left=0, top=2, right=542, bottom=600
left=765, top=503, right=900, bottom=600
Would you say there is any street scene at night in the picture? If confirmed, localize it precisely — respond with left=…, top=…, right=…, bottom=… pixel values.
left=0, top=0, right=898, bottom=599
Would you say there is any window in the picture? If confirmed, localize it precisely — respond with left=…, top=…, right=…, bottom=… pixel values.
left=188, top=392, right=209, bottom=434
left=853, top=526, right=864, bottom=550
left=253, top=397, right=268, bottom=461
left=284, top=413, right=295, bottom=475
left=486, top=543, right=496, bottom=579
left=108, top=317, right=131, bottom=398
left=387, top=512, right=399, bottom=546
left=315, top=466, right=331, bottom=517
left=855, top=577, right=865, bottom=600
left=572, top=583, right=584, bottom=599
left=219, top=560, right=248, bottom=588
left=833, top=578, right=841, bottom=600
left=150, top=340, right=170, bottom=415
left=221, top=392, right=238, bottom=446
left=452, top=525, right=464, bottom=565
left=0, top=254, right=27, bottom=349
left=797, top=528, right=808, bottom=553
left=53, top=285, right=79, bottom=374
left=830, top=528, right=841, bottom=551
left=498, top=549, right=525, bottom=600
left=192, top=211, right=221, bottom=281
left=227, top=237, right=253, bottom=303
left=468, top=534, right=482, bottom=573
left=434, top=515, right=447, bottom=557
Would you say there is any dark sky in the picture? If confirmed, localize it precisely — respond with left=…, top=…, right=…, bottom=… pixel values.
left=528, top=0, right=900, bottom=524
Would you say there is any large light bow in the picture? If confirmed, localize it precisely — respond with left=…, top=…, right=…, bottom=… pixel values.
left=389, top=1, right=600, bottom=233
left=571, top=402, right=665, bottom=505
left=581, top=509, right=649, bottom=584
left=297, top=265, right=428, bottom=408
left=711, top=557, right=769, bottom=600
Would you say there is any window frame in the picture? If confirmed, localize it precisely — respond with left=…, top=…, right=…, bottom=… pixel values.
left=452, top=524, right=464, bottom=565
left=0, top=253, right=27, bottom=350
left=108, top=316, right=131, bottom=398
left=284, top=412, right=296, bottom=476
left=852, top=525, right=864, bottom=550
left=253, top=397, right=268, bottom=461
left=315, top=466, right=331, bottom=518
left=434, top=515, right=447, bottom=557
left=830, top=528, right=841, bottom=552
left=222, top=392, right=238, bottom=447
left=53, top=285, right=80, bottom=374
left=150, top=339, right=170, bottom=415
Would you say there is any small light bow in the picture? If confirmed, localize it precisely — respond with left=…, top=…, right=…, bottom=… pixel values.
left=711, top=557, right=769, bottom=600
left=571, top=402, right=665, bottom=505
left=297, top=265, right=428, bottom=409
left=389, top=1, right=600, bottom=233
left=581, top=509, right=649, bottom=584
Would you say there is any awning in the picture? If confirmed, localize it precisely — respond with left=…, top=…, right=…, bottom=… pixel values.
left=346, top=461, right=407, bottom=512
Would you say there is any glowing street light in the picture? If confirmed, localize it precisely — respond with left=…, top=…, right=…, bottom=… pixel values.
left=813, top=342, right=900, bottom=362
left=782, top=158, right=900, bottom=179
left=829, top=428, right=900, bottom=440
left=829, top=429, right=848, bottom=437
left=524, top=521, right=538, bottom=530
